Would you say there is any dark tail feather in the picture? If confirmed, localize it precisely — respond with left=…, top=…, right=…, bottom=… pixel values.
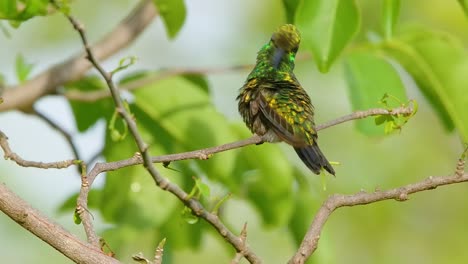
left=294, top=144, right=335, bottom=175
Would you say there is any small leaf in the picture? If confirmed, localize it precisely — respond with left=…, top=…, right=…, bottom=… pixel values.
left=15, top=54, right=34, bottom=83
left=195, top=178, right=211, bottom=198
left=73, top=210, right=82, bottom=224
left=181, top=207, right=198, bottom=224
left=66, top=76, right=113, bottom=132
left=152, top=0, right=186, bottom=39
left=374, top=115, right=387, bottom=125
left=344, top=51, right=407, bottom=136
left=382, top=27, right=468, bottom=141
left=296, top=0, right=360, bottom=72
left=0, top=0, right=49, bottom=23
left=382, top=0, right=400, bottom=39
left=111, top=56, right=138, bottom=75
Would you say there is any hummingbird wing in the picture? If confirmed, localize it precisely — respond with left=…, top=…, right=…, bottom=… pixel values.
left=256, top=80, right=317, bottom=147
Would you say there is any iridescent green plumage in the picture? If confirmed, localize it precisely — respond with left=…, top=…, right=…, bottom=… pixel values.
left=237, top=24, right=335, bottom=175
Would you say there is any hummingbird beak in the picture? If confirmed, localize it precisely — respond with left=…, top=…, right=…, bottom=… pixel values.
left=272, top=47, right=285, bottom=69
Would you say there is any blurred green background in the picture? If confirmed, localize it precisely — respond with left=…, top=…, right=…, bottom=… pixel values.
left=0, top=0, right=467, bottom=263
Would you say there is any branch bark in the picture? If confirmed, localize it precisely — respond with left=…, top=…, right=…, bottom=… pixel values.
left=0, top=183, right=120, bottom=264
left=57, top=5, right=263, bottom=264
left=288, top=172, right=468, bottom=264
left=0, top=0, right=157, bottom=112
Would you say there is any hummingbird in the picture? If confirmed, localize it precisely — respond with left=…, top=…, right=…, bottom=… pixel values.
left=237, top=24, right=335, bottom=175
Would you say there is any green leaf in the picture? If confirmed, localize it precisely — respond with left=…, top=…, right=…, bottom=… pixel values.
left=230, top=124, right=295, bottom=227
left=66, top=76, right=114, bottom=132
left=181, top=207, right=199, bottom=224
left=73, top=210, right=82, bottom=224
left=134, top=77, right=239, bottom=187
left=195, top=178, right=211, bottom=198
left=382, top=0, right=400, bottom=39
left=458, top=0, right=468, bottom=16
left=0, top=0, right=49, bottom=23
left=382, top=27, right=468, bottom=141
left=295, top=0, right=360, bottom=72
left=282, top=0, right=301, bottom=23
left=152, top=0, right=186, bottom=39
left=181, top=74, right=209, bottom=93
left=15, top=54, right=34, bottom=83
left=344, top=51, right=407, bottom=136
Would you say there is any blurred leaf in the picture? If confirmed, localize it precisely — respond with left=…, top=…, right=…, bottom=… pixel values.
left=15, top=53, right=34, bottom=83
left=111, top=56, right=138, bottom=75
left=382, top=0, right=400, bottom=39
left=134, top=77, right=239, bottom=188
left=382, top=27, right=468, bottom=141
left=458, top=0, right=468, bottom=16
left=108, top=109, right=128, bottom=141
left=0, top=0, right=49, bottom=23
left=344, top=51, right=407, bottom=136
left=195, top=178, right=211, bottom=198
left=160, top=207, right=205, bottom=250
left=288, top=170, right=318, bottom=245
left=152, top=0, right=186, bottom=39
left=181, top=206, right=199, bottom=224
left=181, top=74, right=209, bottom=93
left=66, top=76, right=113, bottom=132
left=101, top=225, right=160, bottom=262
left=296, top=0, right=360, bottom=72
left=231, top=124, right=295, bottom=227
left=282, top=0, right=301, bottom=23
left=118, top=70, right=149, bottom=85
left=100, top=131, right=180, bottom=227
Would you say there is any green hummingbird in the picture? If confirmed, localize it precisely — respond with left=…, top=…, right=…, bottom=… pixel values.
left=237, top=24, right=335, bottom=175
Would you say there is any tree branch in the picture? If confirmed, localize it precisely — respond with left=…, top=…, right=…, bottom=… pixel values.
left=288, top=172, right=468, bottom=264
left=0, top=130, right=77, bottom=169
left=0, top=0, right=157, bottom=112
left=58, top=5, right=263, bottom=264
left=0, top=183, right=120, bottom=264
left=75, top=106, right=415, bottom=176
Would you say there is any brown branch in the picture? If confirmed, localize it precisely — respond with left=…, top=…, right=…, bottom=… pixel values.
left=231, top=223, right=248, bottom=264
left=73, top=106, right=415, bottom=177
left=0, top=130, right=77, bottom=169
left=316, top=106, right=414, bottom=131
left=288, top=172, right=468, bottom=264
left=59, top=6, right=263, bottom=264
left=0, top=0, right=157, bottom=112
left=0, top=183, right=120, bottom=264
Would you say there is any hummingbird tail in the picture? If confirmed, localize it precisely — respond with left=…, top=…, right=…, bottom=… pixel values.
left=294, top=144, right=335, bottom=175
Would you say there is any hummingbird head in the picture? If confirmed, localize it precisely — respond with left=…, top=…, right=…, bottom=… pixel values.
left=269, top=24, right=301, bottom=69
left=271, top=24, right=301, bottom=53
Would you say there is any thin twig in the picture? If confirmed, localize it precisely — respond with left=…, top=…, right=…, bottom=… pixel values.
left=316, top=106, right=414, bottom=131
left=0, top=130, right=77, bottom=169
left=154, top=237, right=166, bottom=264
left=231, top=223, right=248, bottom=264
left=58, top=5, right=263, bottom=264
left=288, top=172, right=468, bottom=264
